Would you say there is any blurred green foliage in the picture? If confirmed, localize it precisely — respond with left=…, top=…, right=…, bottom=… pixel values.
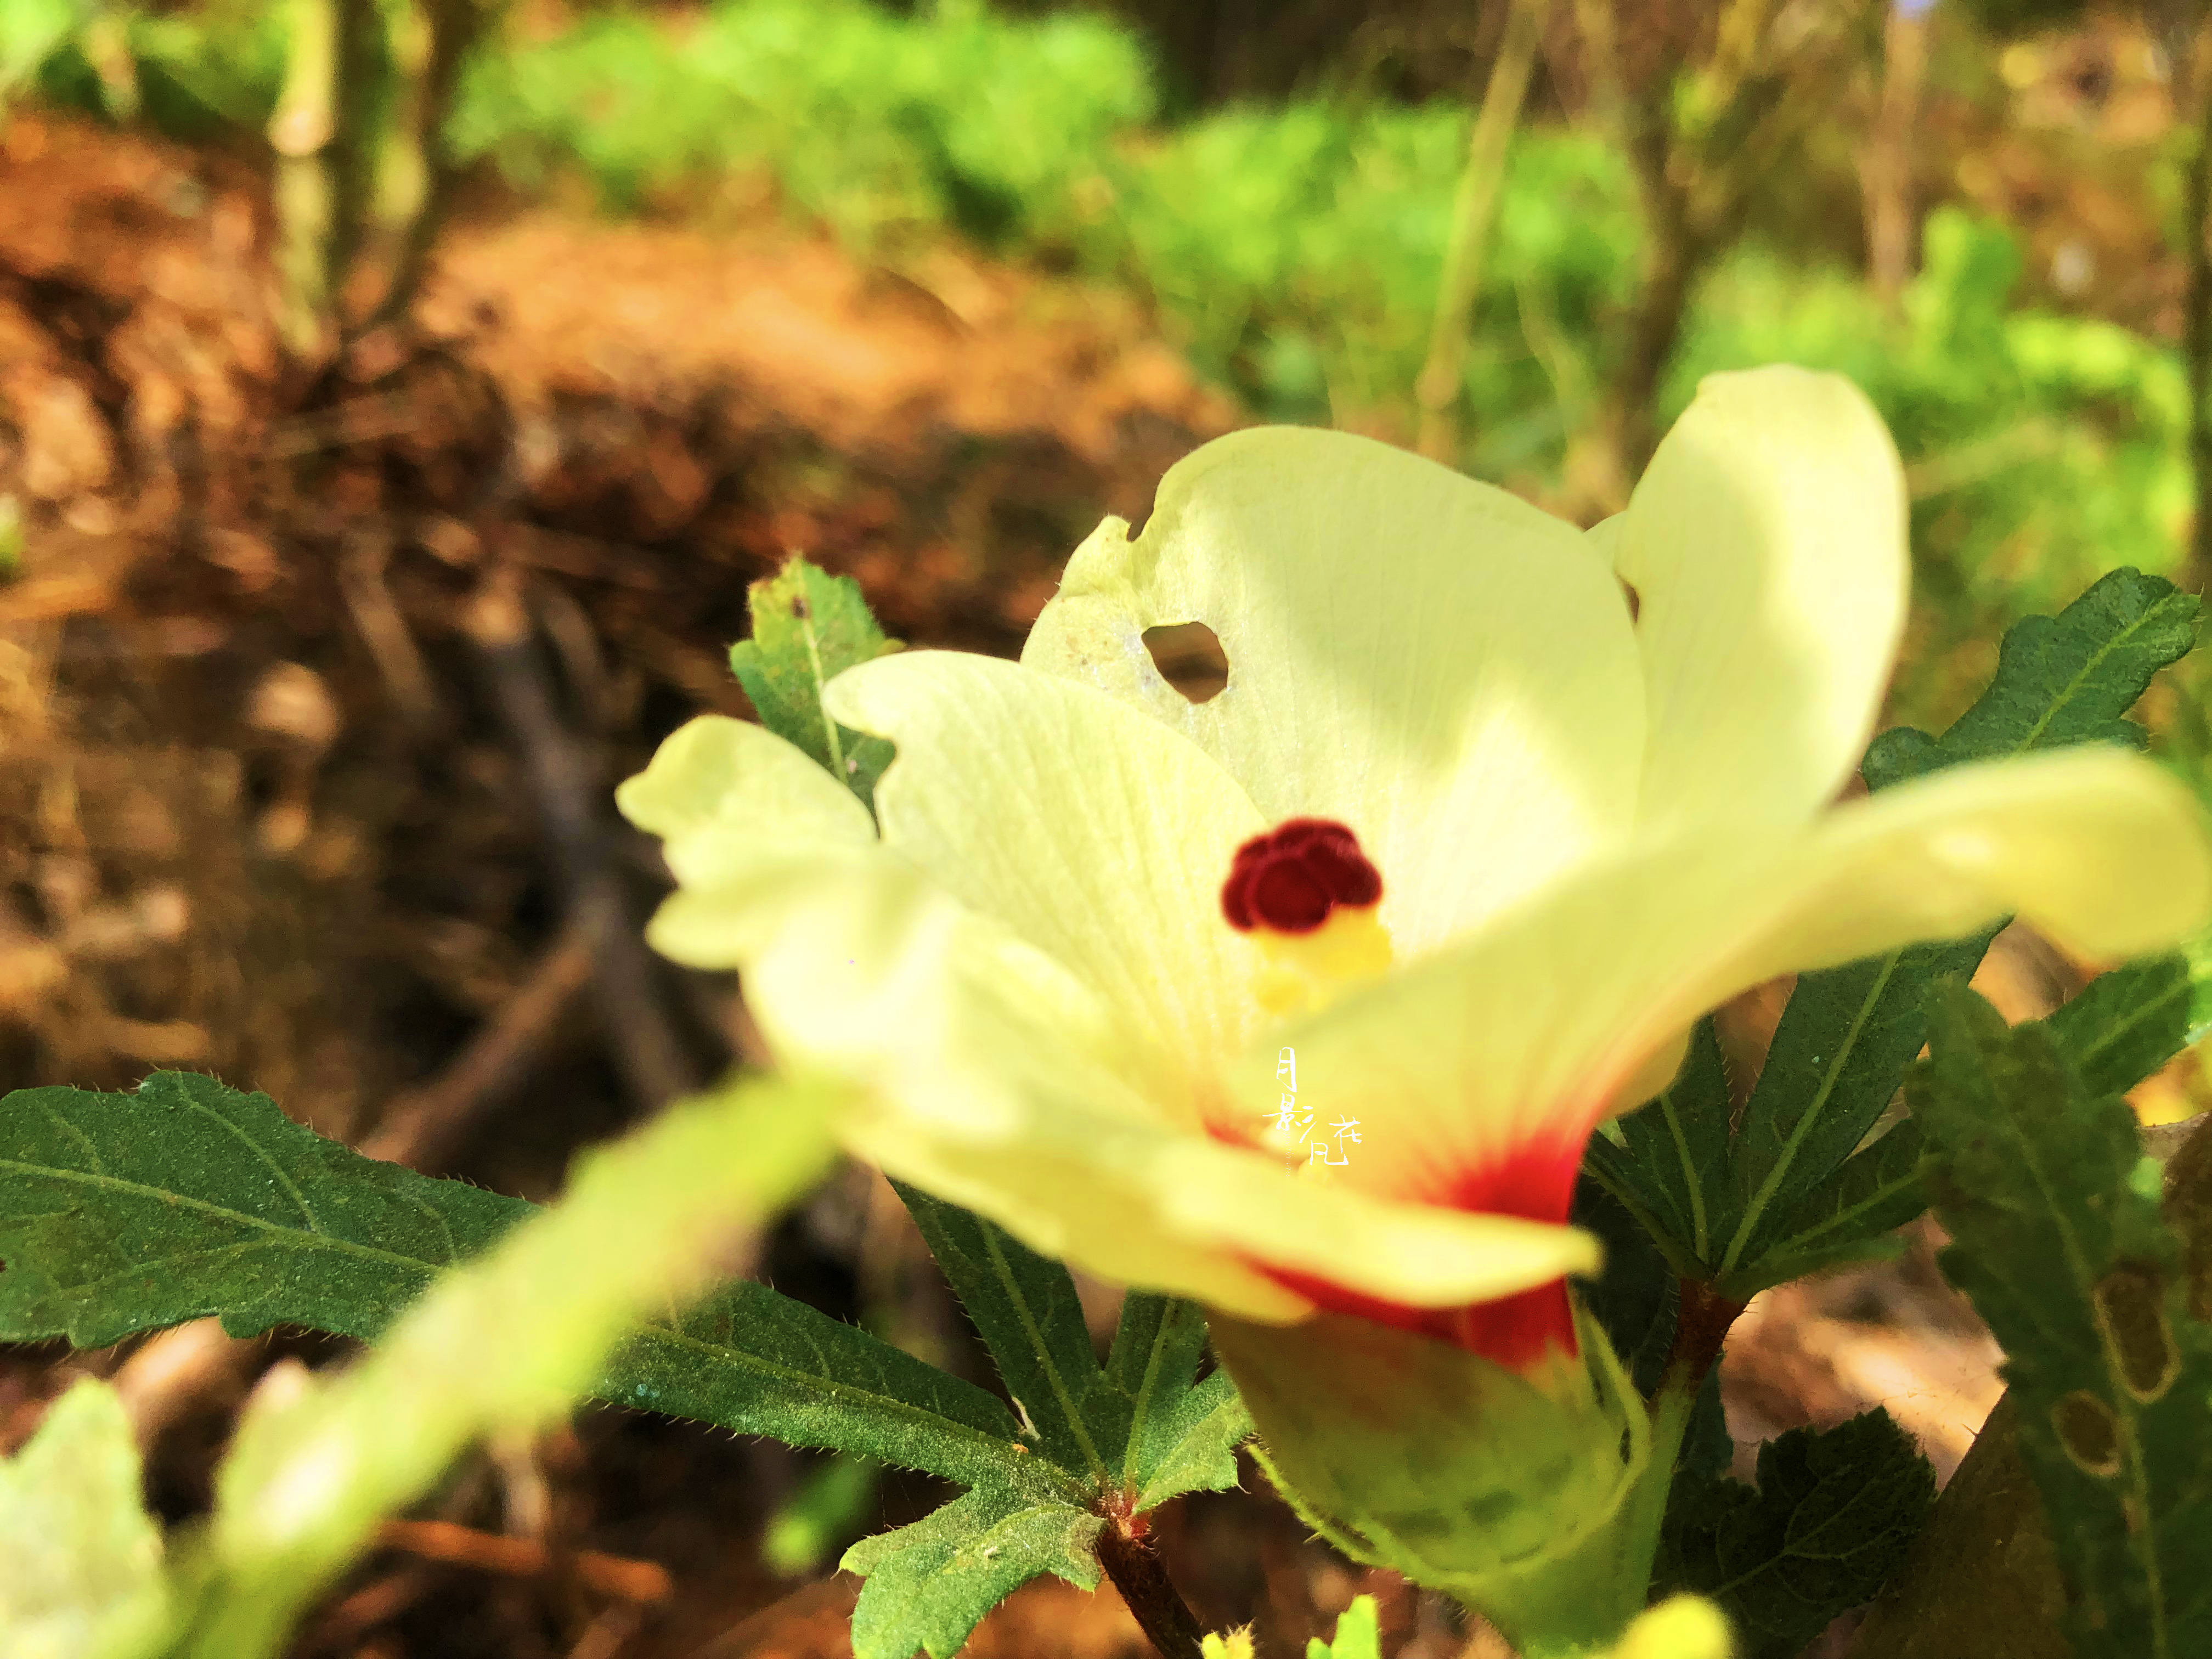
left=449, top=0, right=1155, bottom=247
left=5, top=0, right=2196, bottom=725
left=1677, top=209, right=2189, bottom=724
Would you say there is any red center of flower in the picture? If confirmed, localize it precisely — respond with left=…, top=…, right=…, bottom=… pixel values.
left=1259, top=1137, right=1586, bottom=1372
left=1221, top=817, right=1382, bottom=933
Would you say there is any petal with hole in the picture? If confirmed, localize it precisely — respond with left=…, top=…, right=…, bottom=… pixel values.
left=1020, top=427, right=1645, bottom=956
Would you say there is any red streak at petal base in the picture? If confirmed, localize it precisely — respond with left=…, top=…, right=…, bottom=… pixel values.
left=1261, top=1135, right=1588, bottom=1373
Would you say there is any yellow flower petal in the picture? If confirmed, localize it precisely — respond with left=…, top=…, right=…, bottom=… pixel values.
left=649, top=843, right=1596, bottom=1318
left=1247, top=747, right=2210, bottom=1206
left=613, top=715, right=874, bottom=888
left=1607, top=366, right=1908, bottom=834
left=1020, top=426, right=1645, bottom=954
left=825, top=650, right=1268, bottom=1060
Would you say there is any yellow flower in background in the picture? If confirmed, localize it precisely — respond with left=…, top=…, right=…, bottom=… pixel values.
left=619, top=366, right=2212, bottom=1373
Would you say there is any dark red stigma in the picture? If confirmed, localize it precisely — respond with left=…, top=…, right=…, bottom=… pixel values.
left=1221, top=817, right=1382, bottom=934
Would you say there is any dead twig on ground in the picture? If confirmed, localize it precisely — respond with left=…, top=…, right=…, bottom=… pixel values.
left=374, top=1519, right=674, bottom=1603
left=364, top=916, right=596, bottom=1170
left=465, top=563, right=704, bottom=1114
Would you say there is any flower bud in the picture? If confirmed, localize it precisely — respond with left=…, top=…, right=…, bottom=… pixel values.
left=1210, top=1305, right=1672, bottom=1655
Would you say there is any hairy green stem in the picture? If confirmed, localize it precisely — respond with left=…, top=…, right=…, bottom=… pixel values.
left=1095, top=1515, right=1206, bottom=1659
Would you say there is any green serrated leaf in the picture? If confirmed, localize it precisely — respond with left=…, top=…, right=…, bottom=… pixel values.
left=0, top=1075, right=1032, bottom=1490
left=1654, top=1409, right=1934, bottom=1659
left=1131, top=1367, right=1252, bottom=1512
left=1305, top=1594, right=1381, bottom=1659
left=728, top=555, right=900, bottom=808
left=0, top=1380, right=170, bottom=1659
left=1108, top=1294, right=1206, bottom=1417
left=1913, top=985, right=2212, bottom=1657
left=1717, top=933, right=1988, bottom=1281
left=0, top=1073, right=518, bottom=1348
left=1572, top=1176, right=1680, bottom=1398
left=1108, top=1294, right=1205, bottom=1481
left=1601, top=1020, right=1733, bottom=1269
left=1730, top=1121, right=1932, bottom=1294
left=2046, top=954, right=2203, bottom=1100
left=894, top=1180, right=1128, bottom=1481
left=607, top=1278, right=1029, bottom=1489
left=170, top=1074, right=839, bottom=1659
left=1865, top=568, right=2198, bottom=789
left=842, top=1485, right=1104, bottom=1659
left=1718, top=568, right=2198, bottom=1280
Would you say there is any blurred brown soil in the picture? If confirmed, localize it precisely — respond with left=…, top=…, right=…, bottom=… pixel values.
left=0, top=103, right=2075, bottom=1659
left=0, top=104, right=1250, bottom=1659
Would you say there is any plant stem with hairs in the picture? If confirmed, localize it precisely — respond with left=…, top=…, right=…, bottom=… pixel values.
left=1095, top=1507, right=1206, bottom=1659
left=1415, top=0, right=1550, bottom=465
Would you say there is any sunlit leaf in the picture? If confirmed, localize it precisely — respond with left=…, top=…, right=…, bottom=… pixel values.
left=0, top=1381, right=170, bottom=1659
left=1717, top=568, right=2199, bottom=1284
left=1913, top=985, right=2212, bottom=1655
left=842, top=1483, right=1104, bottom=1659
left=895, top=1180, right=1128, bottom=1480
left=729, top=555, right=900, bottom=809
left=2045, top=952, right=2209, bottom=1101
left=0, top=1074, right=1027, bottom=1488
left=165, top=1074, right=839, bottom=1659
left=1130, top=1368, right=1251, bottom=1513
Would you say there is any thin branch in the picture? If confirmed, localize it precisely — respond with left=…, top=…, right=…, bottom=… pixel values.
left=269, top=0, right=342, bottom=359
left=2187, top=25, right=2212, bottom=590
left=1415, top=0, right=1551, bottom=464
left=1863, top=4, right=1927, bottom=306
left=464, top=565, right=703, bottom=1114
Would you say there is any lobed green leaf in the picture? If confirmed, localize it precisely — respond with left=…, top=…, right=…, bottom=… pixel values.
left=1594, top=1020, right=1733, bottom=1273
left=1863, top=567, right=2198, bottom=789
left=728, top=555, right=900, bottom=809
left=1716, top=567, right=2198, bottom=1282
left=1654, top=1409, right=1934, bottom=1659
left=1130, top=1368, right=1251, bottom=1513
left=842, top=1483, right=1103, bottom=1659
left=1717, top=934, right=1988, bottom=1282
left=0, top=1075, right=1031, bottom=1490
left=1732, top=1121, right=1933, bottom=1294
left=1110, top=1294, right=1222, bottom=1493
left=894, top=1180, right=1128, bottom=1481
left=2044, top=952, right=2211, bottom=1102
left=1912, top=985, right=2212, bottom=1656
left=0, top=1073, right=516, bottom=1348
left=169, top=1073, right=840, bottom=1658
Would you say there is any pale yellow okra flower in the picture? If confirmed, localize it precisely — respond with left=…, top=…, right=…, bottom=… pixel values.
left=618, top=366, right=2212, bottom=1373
